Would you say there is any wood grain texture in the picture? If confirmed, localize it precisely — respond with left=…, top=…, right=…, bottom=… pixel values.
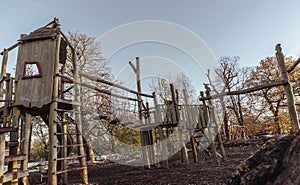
left=14, top=37, right=56, bottom=108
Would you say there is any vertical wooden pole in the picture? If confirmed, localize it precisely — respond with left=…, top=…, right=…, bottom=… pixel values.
left=9, top=108, right=20, bottom=185
left=183, top=89, right=198, bottom=162
left=21, top=113, right=31, bottom=185
left=0, top=52, right=8, bottom=185
left=153, top=92, right=169, bottom=168
left=275, top=44, right=300, bottom=132
left=72, top=49, right=88, bottom=184
left=0, top=49, right=8, bottom=108
left=0, top=135, right=4, bottom=185
left=62, top=113, right=68, bottom=184
left=200, top=92, right=220, bottom=164
left=132, top=57, right=150, bottom=168
left=48, top=34, right=61, bottom=185
left=170, top=84, right=190, bottom=165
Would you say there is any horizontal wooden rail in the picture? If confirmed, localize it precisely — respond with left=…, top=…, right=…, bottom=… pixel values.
left=56, top=167, right=87, bottom=175
left=0, top=42, right=20, bottom=55
left=200, top=81, right=288, bottom=100
left=57, top=73, right=139, bottom=101
left=1, top=170, right=28, bottom=183
left=287, top=58, right=300, bottom=74
left=80, top=72, right=154, bottom=98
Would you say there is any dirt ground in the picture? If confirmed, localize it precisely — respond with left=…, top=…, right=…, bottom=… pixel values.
left=29, top=143, right=260, bottom=185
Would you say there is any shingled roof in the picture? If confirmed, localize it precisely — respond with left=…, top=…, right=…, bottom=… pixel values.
left=19, top=18, right=61, bottom=42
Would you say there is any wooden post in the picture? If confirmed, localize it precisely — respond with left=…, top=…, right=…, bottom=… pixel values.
left=21, top=113, right=31, bottom=185
left=275, top=44, right=300, bottom=132
left=48, top=34, right=61, bottom=185
left=0, top=49, right=8, bottom=108
left=130, top=57, right=150, bottom=168
left=153, top=92, right=169, bottom=168
left=62, top=113, right=68, bottom=184
left=200, top=91, right=220, bottom=164
left=170, top=84, right=189, bottom=165
left=0, top=52, right=8, bottom=185
left=8, top=108, right=21, bottom=185
left=72, top=49, right=88, bottom=184
left=183, top=89, right=198, bottom=162
left=0, top=134, right=4, bottom=185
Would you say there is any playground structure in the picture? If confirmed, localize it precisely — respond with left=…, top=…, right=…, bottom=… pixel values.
left=0, top=19, right=226, bottom=185
left=1, top=18, right=299, bottom=185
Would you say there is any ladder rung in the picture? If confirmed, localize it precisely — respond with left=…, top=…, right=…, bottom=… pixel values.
left=55, top=155, right=85, bottom=161
left=55, top=144, right=85, bottom=148
left=0, top=127, right=18, bottom=134
left=55, top=133, right=81, bottom=136
left=5, top=154, right=27, bottom=162
left=5, top=141, right=19, bottom=147
left=55, top=108, right=80, bottom=113
left=56, top=167, right=87, bottom=175
left=54, top=121, right=82, bottom=125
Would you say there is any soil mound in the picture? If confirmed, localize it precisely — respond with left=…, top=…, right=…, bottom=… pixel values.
left=229, top=132, right=300, bottom=185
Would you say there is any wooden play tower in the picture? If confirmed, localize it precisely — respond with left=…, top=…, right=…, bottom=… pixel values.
left=0, top=18, right=88, bottom=184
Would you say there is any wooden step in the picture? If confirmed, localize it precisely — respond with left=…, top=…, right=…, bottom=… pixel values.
left=5, top=154, right=27, bottom=162
left=55, top=144, right=85, bottom=148
left=55, top=133, right=82, bottom=136
left=55, top=155, right=85, bottom=161
left=56, top=167, right=87, bottom=175
left=55, top=108, right=80, bottom=113
left=1, top=170, right=29, bottom=183
left=0, top=127, right=18, bottom=134
left=5, top=141, right=19, bottom=147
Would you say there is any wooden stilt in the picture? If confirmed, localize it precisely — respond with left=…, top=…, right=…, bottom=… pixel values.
left=62, top=113, right=68, bottom=184
left=183, top=89, right=198, bottom=163
left=275, top=44, right=300, bottom=132
left=153, top=92, right=169, bottom=168
left=72, top=48, right=88, bottom=185
left=21, top=113, right=31, bottom=185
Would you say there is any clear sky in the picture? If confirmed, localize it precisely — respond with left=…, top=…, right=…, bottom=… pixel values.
left=1, top=0, right=300, bottom=92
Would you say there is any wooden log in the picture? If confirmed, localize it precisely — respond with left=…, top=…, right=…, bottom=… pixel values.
left=201, top=92, right=220, bottom=164
left=48, top=33, right=61, bottom=185
left=0, top=43, right=19, bottom=55
left=153, top=92, right=169, bottom=168
left=20, top=113, right=31, bottom=185
left=183, top=89, right=198, bottom=163
left=80, top=72, right=153, bottom=98
left=57, top=73, right=139, bottom=102
left=200, top=81, right=288, bottom=101
left=72, top=47, right=88, bottom=184
left=0, top=134, right=4, bottom=184
left=1, top=171, right=29, bottom=183
left=62, top=113, right=68, bottom=184
left=0, top=50, right=8, bottom=108
left=275, top=44, right=300, bottom=132
left=287, top=57, right=300, bottom=74
left=8, top=108, right=20, bottom=185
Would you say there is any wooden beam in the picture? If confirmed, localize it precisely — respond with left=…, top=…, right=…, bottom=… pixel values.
left=5, top=155, right=26, bottom=162
left=57, top=73, right=139, bottom=101
left=80, top=72, right=153, bottom=98
left=275, top=44, right=300, bottom=132
left=287, top=58, right=300, bottom=74
left=200, top=81, right=288, bottom=101
left=1, top=171, right=29, bottom=183
left=0, top=43, right=19, bottom=55
left=183, top=89, right=198, bottom=163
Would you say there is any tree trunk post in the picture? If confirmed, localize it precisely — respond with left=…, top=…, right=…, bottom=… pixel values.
left=275, top=44, right=300, bottom=132
left=183, top=89, right=198, bottom=162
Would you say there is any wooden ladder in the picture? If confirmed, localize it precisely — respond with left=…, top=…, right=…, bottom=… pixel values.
left=0, top=74, right=30, bottom=185
left=48, top=100, right=88, bottom=184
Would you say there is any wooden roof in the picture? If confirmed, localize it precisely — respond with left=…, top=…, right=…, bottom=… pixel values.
left=19, top=18, right=61, bottom=42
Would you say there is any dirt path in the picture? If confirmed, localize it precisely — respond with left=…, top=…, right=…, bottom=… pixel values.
left=29, top=144, right=260, bottom=185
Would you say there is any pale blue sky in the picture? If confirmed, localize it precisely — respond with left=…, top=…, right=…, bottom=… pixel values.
left=1, top=0, right=300, bottom=92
